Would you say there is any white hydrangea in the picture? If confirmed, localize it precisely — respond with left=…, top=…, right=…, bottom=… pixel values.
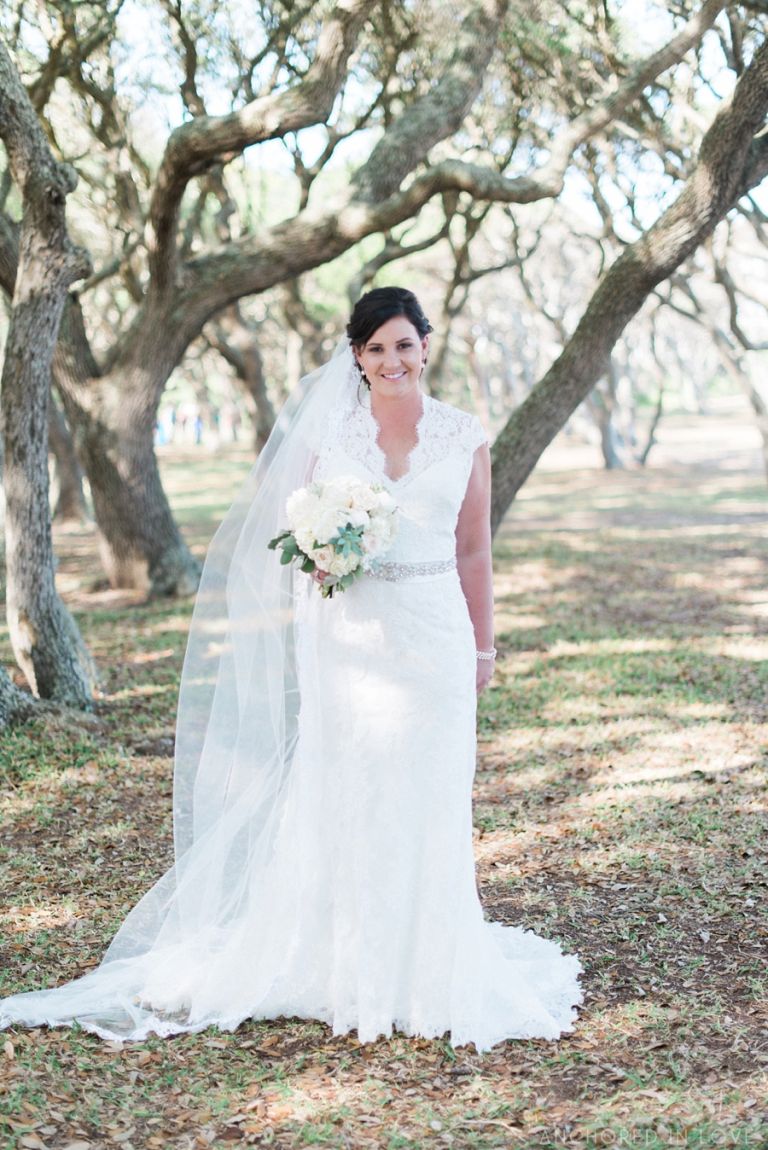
left=285, top=486, right=321, bottom=529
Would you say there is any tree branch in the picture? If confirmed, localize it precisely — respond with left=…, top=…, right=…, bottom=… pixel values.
left=712, top=251, right=768, bottom=350
left=161, top=0, right=726, bottom=330
left=0, top=50, right=89, bottom=284
left=532, top=0, right=729, bottom=196
left=346, top=221, right=452, bottom=301
left=146, top=0, right=376, bottom=295
left=488, top=31, right=768, bottom=531
left=352, top=0, right=510, bottom=202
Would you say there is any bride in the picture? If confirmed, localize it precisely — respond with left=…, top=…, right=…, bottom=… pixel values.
left=0, top=286, right=582, bottom=1052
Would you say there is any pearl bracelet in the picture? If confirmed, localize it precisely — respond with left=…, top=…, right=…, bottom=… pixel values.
left=476, top=647, right=497, bottom=661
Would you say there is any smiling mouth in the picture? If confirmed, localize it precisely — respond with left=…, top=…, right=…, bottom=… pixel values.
left=381, top=371, right=406, bottom=380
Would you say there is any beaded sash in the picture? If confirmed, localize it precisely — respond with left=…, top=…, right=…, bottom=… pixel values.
left=367, top=558, right=457, bottom=583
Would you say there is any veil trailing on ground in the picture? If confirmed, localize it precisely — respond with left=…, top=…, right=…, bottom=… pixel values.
left=0, top=339, right=358, bottom=1039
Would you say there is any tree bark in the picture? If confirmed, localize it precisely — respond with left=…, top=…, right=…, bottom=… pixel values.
left=80, top=406, right=201, bottom=596
left=48, top=393, right=89, bottom=523
left=0, top=41, right=94, bottom=705
left=0, top=669, right=34, bottom=728
left=490, top=38, right=768, bottom=532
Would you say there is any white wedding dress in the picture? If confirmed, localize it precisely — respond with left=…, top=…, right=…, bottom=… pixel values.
left=0, top=377, right=582, bottom=1052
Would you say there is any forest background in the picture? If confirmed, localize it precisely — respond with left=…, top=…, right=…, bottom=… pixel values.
left=0, top=0, right=766, bottom=707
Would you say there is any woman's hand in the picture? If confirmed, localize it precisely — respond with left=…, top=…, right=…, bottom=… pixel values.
left=476, top=657, right=495, bottom=694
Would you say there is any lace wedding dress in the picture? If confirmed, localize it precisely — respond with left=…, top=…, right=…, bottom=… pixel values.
left=0, top=371, right=582, bottom=1052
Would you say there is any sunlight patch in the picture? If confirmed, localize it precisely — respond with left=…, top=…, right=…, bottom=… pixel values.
left=494, top=611, right=548, bottom=632
left=494, top=562, right=583, bottom=595
left=3, top=903, right=84, bottom=934
left=547, top=637, right=674, bottom=658
left=128, top=648, right=177, bottom=664
left=574, top=778, right=705, bottom=808
left=110, top=683, right=175, bottom=700
left=718, top=639, right=768, bottom=661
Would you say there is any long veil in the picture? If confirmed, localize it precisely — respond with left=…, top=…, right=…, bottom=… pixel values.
left=0, top=338, right=357, bottom=1039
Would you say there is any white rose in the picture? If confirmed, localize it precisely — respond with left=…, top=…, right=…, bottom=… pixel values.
left=328, top=552, right=359, bottom=577
left=314, top=508, right=346, bottom=544
left=344, top=507, right=370, bottom=529
left=321, top=478, right=352, bottom=505
left=333, top=478, right=377, bottom=514
left=368, top=489, right=396, bottom=513
left=310, top=544, right=335, bottom=571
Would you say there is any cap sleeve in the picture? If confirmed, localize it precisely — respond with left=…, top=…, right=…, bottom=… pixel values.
left=467, top=413, right=489, bottom=453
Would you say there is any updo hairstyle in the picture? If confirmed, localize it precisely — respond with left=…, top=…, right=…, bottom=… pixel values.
left=346, top=286, right=433, bottom=349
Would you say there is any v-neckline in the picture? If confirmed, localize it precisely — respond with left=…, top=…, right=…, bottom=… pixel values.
left=365, top=388, right=428, bottom=485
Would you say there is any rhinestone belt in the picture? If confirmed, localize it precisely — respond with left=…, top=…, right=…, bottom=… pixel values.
left=368, top=557, right=457, bottom=582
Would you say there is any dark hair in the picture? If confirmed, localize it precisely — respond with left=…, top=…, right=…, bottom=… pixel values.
left=346, top=286, right=433, bottom=348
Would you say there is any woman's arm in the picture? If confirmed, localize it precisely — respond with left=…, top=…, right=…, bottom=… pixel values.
left=455, top=443, right=495, bottom=693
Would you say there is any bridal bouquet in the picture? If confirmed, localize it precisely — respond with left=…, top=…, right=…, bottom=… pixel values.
left=268, top=476, right=398, bottom=598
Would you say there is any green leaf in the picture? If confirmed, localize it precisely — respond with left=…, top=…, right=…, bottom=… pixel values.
left=267, top=529, right=291, bottom=551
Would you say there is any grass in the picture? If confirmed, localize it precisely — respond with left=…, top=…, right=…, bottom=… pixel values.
left=0, top=433, right=766, bottom=1149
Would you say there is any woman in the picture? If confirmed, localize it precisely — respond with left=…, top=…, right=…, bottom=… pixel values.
left=0, top=287, right=582, bottom=1051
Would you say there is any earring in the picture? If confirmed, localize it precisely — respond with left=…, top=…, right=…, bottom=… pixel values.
left=355, top=360, right=370, bottom=390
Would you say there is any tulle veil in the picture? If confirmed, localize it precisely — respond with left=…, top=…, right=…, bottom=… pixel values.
left=0, top=339, right=358, bottom=1039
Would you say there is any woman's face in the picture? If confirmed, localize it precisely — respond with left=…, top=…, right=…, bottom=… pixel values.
left=355, top=316, right=429, bottom=399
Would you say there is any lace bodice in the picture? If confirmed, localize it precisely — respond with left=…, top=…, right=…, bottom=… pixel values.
left=313, top=386, right=488, bottom=563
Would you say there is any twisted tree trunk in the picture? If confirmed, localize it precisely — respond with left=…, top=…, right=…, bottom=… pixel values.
left=52, top=305, right=201, bottom=596
left=78, top=394, right=201, bottom=595
left=0, top=41, right=94, bottom=705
